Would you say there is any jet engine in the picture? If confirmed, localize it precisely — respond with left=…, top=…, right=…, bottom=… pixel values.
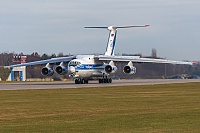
left=123, top=61, right=136, bottom=75
left=123, top=65, right=136, bottom=75
left=55, top=65, right=68, bottom=75
left=41, top=65, right=54, bottom=76
left=105, top=61, right=117, bottom=74
left=55, top=62, right=68, bottom=75
left=105, top=65, right=117, bottom=74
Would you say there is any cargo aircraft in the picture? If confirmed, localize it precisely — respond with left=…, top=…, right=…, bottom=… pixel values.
left=4, top=25, right=196, bottom=84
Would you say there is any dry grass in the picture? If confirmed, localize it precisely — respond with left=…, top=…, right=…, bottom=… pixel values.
left=0, top=82, right=200, bottom=132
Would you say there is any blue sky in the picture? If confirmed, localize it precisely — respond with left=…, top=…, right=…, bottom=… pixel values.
left=0, top=0, right=199, bottom=61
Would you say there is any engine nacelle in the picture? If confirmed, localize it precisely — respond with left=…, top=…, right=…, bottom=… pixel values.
left=123, top=65, right=136, bottom=75
left=41, top=66, right=54, bottom=76
left=55, top=65, right=68, bottom=75
left=105, top=65, right=117, bottom=74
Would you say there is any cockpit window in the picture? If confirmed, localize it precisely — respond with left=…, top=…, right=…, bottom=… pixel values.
left=69, top=61, right=81, bottom=66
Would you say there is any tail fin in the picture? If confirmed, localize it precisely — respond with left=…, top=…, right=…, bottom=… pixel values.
left=105, top=27, right=117, bottom=56
left=85, top=25, right=149, bottom=56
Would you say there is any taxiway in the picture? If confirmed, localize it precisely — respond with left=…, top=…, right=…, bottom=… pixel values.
left=0, top=79, right=199, bottom=90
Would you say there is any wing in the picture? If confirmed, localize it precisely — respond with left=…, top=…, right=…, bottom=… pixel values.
left=4, top=56, right=76, bottom=69
left=96, top=55, right=195, bottom=65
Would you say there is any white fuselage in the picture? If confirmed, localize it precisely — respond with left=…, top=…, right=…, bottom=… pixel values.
left=68, top=55, right=107, bottom=80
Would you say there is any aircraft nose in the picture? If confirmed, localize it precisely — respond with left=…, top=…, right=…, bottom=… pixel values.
left=69, top=66, right=75, bottom=73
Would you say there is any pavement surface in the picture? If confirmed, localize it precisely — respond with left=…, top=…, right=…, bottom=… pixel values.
left=0, top=79, right=199, bottom=90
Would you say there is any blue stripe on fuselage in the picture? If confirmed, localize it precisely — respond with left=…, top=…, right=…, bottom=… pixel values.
left=75, top=64, right=104, bottom=70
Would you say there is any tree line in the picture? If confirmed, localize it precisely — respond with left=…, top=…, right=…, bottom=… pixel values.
left=0, top=52, right=199, bottom=80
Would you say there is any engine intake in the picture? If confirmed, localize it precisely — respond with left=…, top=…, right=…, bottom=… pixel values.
left=123, top=65, right=136, bottom=75
left=55, top=66, right=68, bottom=75
left=105, top=65, right=117, bottom=74
left=41, top=66, right=54, bottom=76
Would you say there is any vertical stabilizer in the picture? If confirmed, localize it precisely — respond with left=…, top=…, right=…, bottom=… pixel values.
left=105, top=27, right=117, bottom=56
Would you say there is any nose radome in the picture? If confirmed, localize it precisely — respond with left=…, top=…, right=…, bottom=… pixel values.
left=69, top=66, right=75, bottom=73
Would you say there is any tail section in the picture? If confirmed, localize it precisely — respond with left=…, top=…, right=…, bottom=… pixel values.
left=85, top=25, right=149, bottom=56
left=105, top=27, right=117, bottom=56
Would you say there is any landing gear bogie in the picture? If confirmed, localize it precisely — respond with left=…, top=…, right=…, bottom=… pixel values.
left=75, top=78, right=88, bottom=84
left=99, top=78, right=112, bottom=84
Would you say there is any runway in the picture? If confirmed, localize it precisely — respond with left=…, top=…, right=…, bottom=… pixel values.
left=0, top=79, right=199, bottom=90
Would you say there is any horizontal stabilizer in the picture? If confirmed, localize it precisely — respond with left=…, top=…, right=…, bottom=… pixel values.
left=84, top=27, right=107, bottom=29
left=85, top=25, right=149, bottom=30
left=116, top=24, right=149, bottom=28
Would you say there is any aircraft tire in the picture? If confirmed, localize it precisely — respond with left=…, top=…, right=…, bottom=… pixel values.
left=85, top=80, right=88, bottom=84
left=81, top=79, right=85, bottom=84
left=75, top=79, right=80, bottom=84
left=109, top=78, right=112, bottom=83
left=78, top=79, right=88, bottom=84
left=99, top=79, right=103, bottom=84
left=99, top=78, right=113, bottom=84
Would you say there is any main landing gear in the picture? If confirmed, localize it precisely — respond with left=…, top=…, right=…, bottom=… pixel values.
left=98, top=74, right=112, bottom=84
left=98, top=78, right=112, bottom=84
left=75, top=78, right=89, bottom=84
left=74, top=76, right=112, bottom=84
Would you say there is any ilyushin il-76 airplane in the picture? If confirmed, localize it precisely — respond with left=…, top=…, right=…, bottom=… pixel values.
left=4, top=25, right=197, bottom=84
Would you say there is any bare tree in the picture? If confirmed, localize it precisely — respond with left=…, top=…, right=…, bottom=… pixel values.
left=57, top=52, right=64, bottom=57
left=151, top=48, right=157, bottom=58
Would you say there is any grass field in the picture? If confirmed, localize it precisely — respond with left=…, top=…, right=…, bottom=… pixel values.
left=0, top=82, right=200, bottom=133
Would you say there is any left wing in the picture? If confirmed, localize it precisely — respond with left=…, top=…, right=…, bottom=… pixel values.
left=96, top=55, right=195, bottom=65
left=4, top=56, right=76, bottom=69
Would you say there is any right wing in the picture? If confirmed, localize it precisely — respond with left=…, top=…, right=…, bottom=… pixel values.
left=4, top=56, right=76, bottom=69
left=96, top=55, right=196, bottom=65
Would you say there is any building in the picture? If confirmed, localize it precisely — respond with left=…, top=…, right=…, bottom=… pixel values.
left=7, top=55, right=27, bottom=81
